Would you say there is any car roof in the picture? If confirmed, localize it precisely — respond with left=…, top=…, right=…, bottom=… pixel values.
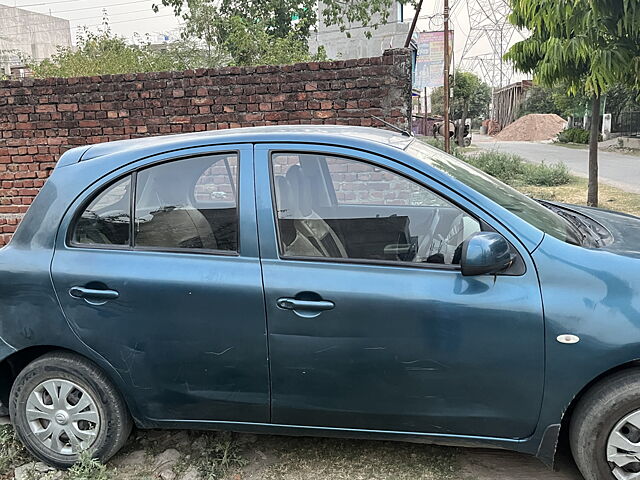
left=60, top=125, right=413, bottom=167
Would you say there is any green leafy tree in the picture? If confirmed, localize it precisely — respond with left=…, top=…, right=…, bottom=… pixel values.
left=506, top=0, right=640, bottom=207
left=518, top=84, right=590, bottom=118
left=152, top=0, right=326, bottom=66
left=154, top=0, right=412, bottom=43
left=518, top=85, right=561, bottom=117
left=452, top=71, right=483, bottom=145
left=30, top=26, right=227, bottom=78
left=431, top=71, right=491, bottom=129
left=209, top=15, right=326, bottom=66
left=605, top=83, right=640, bottom=125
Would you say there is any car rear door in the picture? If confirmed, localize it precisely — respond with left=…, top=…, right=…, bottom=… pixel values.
left=51, top=145, right=270, bottom=424
left=255, top=143, right=545, bottom=439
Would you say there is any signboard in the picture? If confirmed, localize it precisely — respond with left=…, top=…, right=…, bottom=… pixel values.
left=414, top=30, right=454, bottom=89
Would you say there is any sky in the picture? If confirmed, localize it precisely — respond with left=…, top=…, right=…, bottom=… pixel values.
left=4, top=0, right=526, bottom=83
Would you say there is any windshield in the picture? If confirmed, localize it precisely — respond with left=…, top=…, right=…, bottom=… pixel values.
left=406, top=139, right=581, bottom=245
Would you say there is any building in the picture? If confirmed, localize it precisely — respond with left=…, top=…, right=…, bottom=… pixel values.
left=309, top=1, right=410, bottom=60
left=0, top=4, right=72, bottom=75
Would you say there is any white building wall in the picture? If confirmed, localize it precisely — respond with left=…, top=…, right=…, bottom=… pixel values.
left=0, top=4, right=72, bottom=72
left=310, top=1, right=410, bottom=60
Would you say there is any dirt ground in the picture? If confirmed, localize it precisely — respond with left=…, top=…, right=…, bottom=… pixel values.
left=0, top=419, right=584, bottom=480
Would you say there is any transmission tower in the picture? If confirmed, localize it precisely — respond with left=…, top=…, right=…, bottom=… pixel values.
left=458, top=0, right=518, bottom=88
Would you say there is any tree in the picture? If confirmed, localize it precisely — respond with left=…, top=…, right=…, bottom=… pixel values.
left=155, top=0, right=412, bottom=44
left=506, top=0, right=640, bottom=207
left=453, top=72, right=482, bottom=145
left=606, top=84, right=640, bottom=125
left=215, top=15, right=326, bottom=66
left=29, top=25, right=229, bottom=78
left=518, top=85, right=561, bottom=117
left=431, top=71, right=491, bottom=125
left=518, top=84, right=590, bottom=118
left=152, top=0, right=326, bottom=66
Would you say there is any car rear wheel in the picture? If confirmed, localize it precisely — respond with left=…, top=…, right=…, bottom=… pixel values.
left=570, top=369, right=640, bottom=480
left=9, top=351, right=132, bottom=468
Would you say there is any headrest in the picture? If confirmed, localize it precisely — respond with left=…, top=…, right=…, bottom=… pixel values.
left=275, top=175, right=296, bottom=218
left=286, top=165, right=313, bottom=217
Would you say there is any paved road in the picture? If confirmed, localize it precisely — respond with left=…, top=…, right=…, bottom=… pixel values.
left=475, top=135, right=640, bottom=193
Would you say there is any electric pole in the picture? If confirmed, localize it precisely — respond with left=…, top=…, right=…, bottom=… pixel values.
left=404, top=0, right=424, bottom=47
left=443, top=0, right=451, bottom=153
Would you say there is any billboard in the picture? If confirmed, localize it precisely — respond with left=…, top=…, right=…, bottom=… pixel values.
left=414, top=30, right=454, bottom=89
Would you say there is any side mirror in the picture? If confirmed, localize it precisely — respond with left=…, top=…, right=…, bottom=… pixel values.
left=460, top=232, right=515, bottom=276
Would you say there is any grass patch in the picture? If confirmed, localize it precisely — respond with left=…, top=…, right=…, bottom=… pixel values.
left=177, top=432, right=247, bottom=480
left=466, top=151, right=571, bottom=187
left=422, top=137, right=640, bottom=216
left=67, top=450, right=109, bottom=480
left=0, top=425, right=29, bottom=476
left=421, top=137, right=572, bottom=188
left=553, top=142, right=588, bottom=150
left=520, top=176, right=640, bottom=216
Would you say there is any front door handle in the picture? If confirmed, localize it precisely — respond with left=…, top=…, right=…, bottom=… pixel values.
left=277, top=298, right=335, bottom=312
left=69, top=286, right=119, bottom=303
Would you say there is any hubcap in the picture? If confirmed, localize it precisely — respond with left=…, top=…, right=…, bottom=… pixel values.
left=25, top=379, right=100, bottom=455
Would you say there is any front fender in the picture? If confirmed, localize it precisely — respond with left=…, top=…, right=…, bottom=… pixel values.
left=531, top=234, right=640, bottom=464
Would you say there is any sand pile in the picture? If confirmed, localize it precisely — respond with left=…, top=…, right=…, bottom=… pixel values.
left=495, top=113, right=567, bottom=141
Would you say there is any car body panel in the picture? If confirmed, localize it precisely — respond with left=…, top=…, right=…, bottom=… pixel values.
left=50, top=144, right=270, bottom=423
left=254, top=143, right=545, bottom=439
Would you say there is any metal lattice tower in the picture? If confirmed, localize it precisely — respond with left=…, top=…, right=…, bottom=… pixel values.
left=458, top=0, right=517, bottom=88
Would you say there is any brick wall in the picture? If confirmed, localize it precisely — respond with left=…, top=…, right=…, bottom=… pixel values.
left=0, top=48, right=412, bottom=246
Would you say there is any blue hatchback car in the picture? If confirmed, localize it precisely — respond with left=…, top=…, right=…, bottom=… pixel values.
left=2, top=126, right=639, bottom=480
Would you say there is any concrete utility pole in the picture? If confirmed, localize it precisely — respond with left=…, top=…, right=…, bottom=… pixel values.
left=443, top=0, right=451, bottom=153
left=404, top=0, right=424, bottom=47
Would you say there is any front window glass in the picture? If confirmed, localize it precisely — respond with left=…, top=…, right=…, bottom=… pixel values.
left=406, top=138, right=581, bottom=244
left=271, top=152, right=480, bottom=265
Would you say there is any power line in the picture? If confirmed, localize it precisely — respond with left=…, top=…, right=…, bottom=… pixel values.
left=0, top=12, right=177, bottom=38
left=10, top=0, right=103, bottom=8
left=1, top=5, right=165, bottom=33
left=30, top=0, right=154, bottom=16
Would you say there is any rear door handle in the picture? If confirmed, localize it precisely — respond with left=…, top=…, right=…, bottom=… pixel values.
left=69, top=286, right=119, bottom=302
left=277, top=298, right=335, bottom=312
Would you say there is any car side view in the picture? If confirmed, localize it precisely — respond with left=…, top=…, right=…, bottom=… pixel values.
left=1, top=125, right=640, bottom=480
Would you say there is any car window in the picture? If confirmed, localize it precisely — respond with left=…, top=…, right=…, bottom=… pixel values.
left=326, top=156, right=450, bottom=207
left=271, top=152, right=480, bottom=265
left=135, top=154, right=238, bottom=252
left=72, top=176, right=131, bottom=246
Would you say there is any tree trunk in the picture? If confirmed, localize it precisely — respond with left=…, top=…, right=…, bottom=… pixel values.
left=458, top=100, right=469, bottom=147
left=588, top=95, right=601, bottom=207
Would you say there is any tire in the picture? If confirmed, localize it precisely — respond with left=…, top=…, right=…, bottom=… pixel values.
left=9, top=351, right=132, bottom=468
left=570, top=369, right=640, bottom=480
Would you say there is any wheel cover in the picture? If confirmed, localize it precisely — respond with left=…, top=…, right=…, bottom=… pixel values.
left=607, top=410, right=640, bottom=479
left=25, top=378, right=100, bottom=455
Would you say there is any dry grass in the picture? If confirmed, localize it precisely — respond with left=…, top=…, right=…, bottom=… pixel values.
left=519, top=176, right=640, bottom=217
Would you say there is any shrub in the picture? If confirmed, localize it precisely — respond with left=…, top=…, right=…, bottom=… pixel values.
left=420, top=137, right=466, bottom=160
left=557, top=128, right=590, bottom=144
left=0, top=425, right=29, bottom=475
left=67, top=450, right=109, bottom=480
left=421, top=139, right=571, bottom=187
left=465, top=151, right=526, bottom=184
left=523, top=161, right=571, bottom=186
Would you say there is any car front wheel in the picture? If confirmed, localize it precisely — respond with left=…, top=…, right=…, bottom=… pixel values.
left=9, top=351, right=132, bottom=468
left=571, top=369, right=640, bottom=480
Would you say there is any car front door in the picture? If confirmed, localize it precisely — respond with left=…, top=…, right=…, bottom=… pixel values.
left=255, top=144, right=545, bottom=439
left=51, top=145, right=269, bottom=423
